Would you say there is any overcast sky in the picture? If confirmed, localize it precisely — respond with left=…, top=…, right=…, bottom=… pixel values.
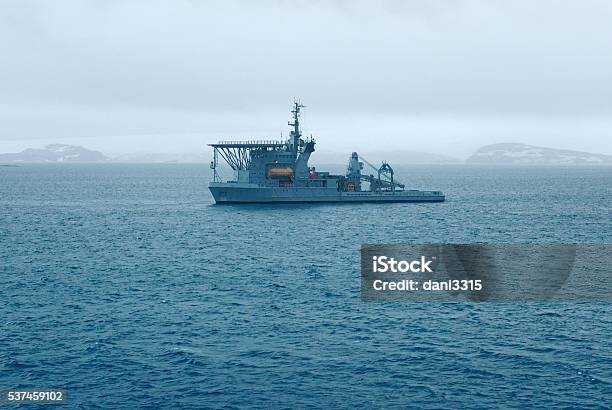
left=1, top=0, right=611, bottom=157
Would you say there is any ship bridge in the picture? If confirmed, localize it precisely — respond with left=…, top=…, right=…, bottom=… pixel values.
left=209, top=101, right=310, bottom=184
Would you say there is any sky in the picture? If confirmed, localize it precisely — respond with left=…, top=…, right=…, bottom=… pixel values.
left=0, top=0, right=611, bottom=158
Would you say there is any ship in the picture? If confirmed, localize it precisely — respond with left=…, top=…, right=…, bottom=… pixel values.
left=208, top=101, right=445, bottom=204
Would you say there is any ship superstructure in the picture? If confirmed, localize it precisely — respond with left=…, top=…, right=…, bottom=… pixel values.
left=209, top=101, right=444, bottom=203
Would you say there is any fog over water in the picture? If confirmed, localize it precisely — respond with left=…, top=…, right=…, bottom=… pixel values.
left=1, top=0, right=611, bottom=157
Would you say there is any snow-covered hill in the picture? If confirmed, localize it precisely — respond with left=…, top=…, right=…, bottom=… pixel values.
left=0, top=144, right=107, bottom=163
left=467, top=143, right=612, bottom=165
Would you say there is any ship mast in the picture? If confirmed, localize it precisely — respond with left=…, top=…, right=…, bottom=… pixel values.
left=288, top=100, right=304, bottom=158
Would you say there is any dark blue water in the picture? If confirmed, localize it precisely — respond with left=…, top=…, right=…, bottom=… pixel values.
left=1, top=165, right=610, bottom=408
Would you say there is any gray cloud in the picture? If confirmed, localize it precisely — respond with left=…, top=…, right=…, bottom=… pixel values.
left=1, top=0, right=611, bottom=156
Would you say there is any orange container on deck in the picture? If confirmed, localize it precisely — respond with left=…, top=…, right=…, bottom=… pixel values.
left=267, top=167, right=294, bottom=178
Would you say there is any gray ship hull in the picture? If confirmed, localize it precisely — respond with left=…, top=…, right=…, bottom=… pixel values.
left=209, top=183, right=445, bottom=204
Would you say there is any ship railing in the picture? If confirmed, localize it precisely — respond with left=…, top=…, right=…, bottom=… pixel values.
left=212, top=140, right=286, bottom=146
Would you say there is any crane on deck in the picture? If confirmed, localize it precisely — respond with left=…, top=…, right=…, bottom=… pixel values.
left=353, top=153, right=406, bottom=193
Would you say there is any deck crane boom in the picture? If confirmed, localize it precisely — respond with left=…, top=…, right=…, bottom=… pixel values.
left=357, top=153, right=405, bottom=192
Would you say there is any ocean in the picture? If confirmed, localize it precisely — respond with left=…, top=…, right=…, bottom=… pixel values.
left=1, top=164, right=610, bottom=408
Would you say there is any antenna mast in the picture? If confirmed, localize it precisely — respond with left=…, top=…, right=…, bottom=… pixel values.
left=288, top=100, right=305, bottom=158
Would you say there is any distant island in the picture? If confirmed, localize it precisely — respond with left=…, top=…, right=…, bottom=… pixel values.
left=0, top=144, right=106, bottom=163
left=467, top=143, right=612, bottom=166
left=0, top=144, right=207, bottom=164
left=1, top=142, right=611, bottom=165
